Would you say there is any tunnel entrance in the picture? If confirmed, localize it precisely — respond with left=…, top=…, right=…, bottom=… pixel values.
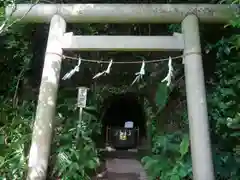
left=101, top=92, right=146, bottom=149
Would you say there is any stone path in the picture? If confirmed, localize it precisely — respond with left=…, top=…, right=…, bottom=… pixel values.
left=94, top=158, right=147, bottom=180
left=105, top=158, right=147, bottom=180
left=93, top=142, right=149, bottom=180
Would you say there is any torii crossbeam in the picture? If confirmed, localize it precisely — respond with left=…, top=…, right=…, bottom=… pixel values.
left=5, top=3, right=239, bottom=180
left=5, top=4, right=239, bottom=23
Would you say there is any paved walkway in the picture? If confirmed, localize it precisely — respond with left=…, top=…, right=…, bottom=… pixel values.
left=95, top=158, right=147, bottom=180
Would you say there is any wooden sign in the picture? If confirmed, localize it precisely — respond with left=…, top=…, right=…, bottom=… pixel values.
left=77, top=87, right=88, bottom=108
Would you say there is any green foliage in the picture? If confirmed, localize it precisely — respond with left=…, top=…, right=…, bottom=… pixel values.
left=142, top=1, right=240, bottom=179
left=0, top=6, right=102, bottom=178
left=205, top=3, right=240, bottom=178
left=0, top=22, right=32, bottom=98
left=155, top=83, right=170, bottom=112
left=0, top=8, right=35, bottom=178
left=0, top=98, right=34, bottom=179
left=143, top=83, right=192, bottom=180
left=142, top=133, right=191, bottom=180
left=207, top=37, right=240, bottom=179
left=1, top=1, right=239, bottom=180
left=0, top=93, right=102, bottom=180
left=50, top=95, right=101, bottom=180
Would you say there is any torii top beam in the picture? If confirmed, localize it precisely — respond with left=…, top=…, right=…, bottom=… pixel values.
left=5, top=4, right=239, bottom=23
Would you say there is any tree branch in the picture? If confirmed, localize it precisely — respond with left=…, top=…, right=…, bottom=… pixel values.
left=0, top=0, right=40, bottom=34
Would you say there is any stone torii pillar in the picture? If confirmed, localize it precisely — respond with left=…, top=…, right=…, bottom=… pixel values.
left=5, top=3, right=239, bottom=180
left=182, top=14, right=214, bottom=180
left=27, top=15, right=66, bottom=179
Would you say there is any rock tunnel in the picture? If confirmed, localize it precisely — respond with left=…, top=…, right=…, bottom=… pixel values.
left=101, top=92, right=146, bottom=147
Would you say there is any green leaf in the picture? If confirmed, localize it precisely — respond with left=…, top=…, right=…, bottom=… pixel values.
left=230, top=132, right=240, bottom=137
left=86, top=159, right=97, bottom=169
left=0, top=6, right=4, bottom=18
left=170, top=175, right=180, bottom=180
left=177, top=167, right=188, bottom=177
left=0, top=135, right=4, bottom=145
left=155, top=83, right=169, bottom=110
left=179, top=134, right=189, bottom=157
left=141, top=156, right=152, bottom=164
left=0, top=156, right=5, bottom=166
left=143, top=159, right=159, bottom=171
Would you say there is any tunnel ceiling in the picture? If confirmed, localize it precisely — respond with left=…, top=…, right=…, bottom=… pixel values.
left=101, top=92, right=146, bottom=134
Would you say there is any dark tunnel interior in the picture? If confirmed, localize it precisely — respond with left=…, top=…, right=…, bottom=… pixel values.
left=101, top=92, right=146, bottom=141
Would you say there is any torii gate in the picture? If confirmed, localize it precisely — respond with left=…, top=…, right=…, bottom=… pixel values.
left=5, top=3, right=239, bottom=180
